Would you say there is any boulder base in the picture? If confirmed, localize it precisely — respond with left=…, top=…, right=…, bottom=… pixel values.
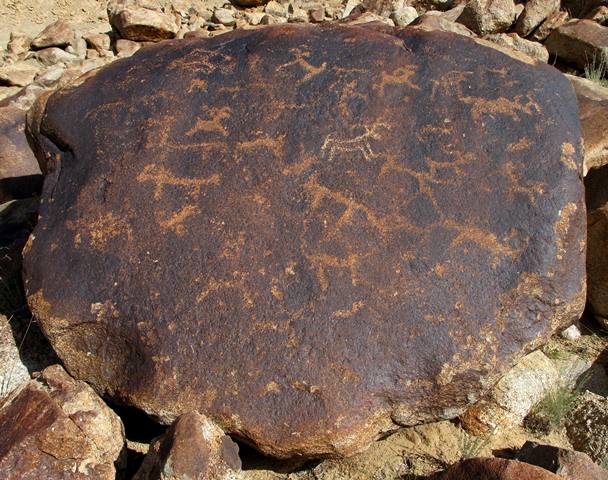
left=24, top=24, right=585, bottom=458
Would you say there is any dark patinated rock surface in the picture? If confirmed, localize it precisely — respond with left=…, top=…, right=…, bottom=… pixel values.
left=24, top=24, right=586, bottom=458
left=0, top=107, right=43, bottom=202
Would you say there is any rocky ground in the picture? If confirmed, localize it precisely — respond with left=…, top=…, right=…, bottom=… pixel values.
left=1, top=0, right=608, bottom=479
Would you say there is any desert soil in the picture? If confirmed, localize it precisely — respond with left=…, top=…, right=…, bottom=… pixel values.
left=0, top=0, right=110, bottom=48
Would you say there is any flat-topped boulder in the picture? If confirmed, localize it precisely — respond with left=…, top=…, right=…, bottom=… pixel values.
left=24, top=24, right=586, bottom=459
left=545, top=19, right=608, bottom=70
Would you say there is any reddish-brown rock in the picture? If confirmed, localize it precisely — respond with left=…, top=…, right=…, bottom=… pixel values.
left=0, top=107, right=42, bottom=202
left=568, top=75, right=608, bottom=174
left=0, top=365, right=125, bottom=479
left=545, top=19, right=608, bottom=70
left=586, top=164, right=608, bottom=328
left=574, top=75, right=608, bottom=328
left=30, top=20, right=76, bottom=50
left=134, top=412, right=242, bottom=480
left=434, top=458, right=562, bottom=480
left=484, top=32, right=549, bottom=62
left=516, top=441, right=608, bottom=480
left=514, top=0, right=560, bottom=38
left=24, top=24, right=586, bottom=459
left=530, top=10, right=569, bottom=43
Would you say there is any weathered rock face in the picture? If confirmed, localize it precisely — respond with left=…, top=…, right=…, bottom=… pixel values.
left=24, top=24, right=586, bottom=459
left=433, top=458, right=562, bottom=480
left=561, top=0, right=608, bottom=19
left=565, top=391, right=608, bottom=464
left=484, top=32, right=549, bottom=62
left=456, top=0, right=516, bottom=35
left=460, top=350, right=560, bottom=435
left=545, top=19, right=608, bottom=70
left=514, top=0, right=560, bottom=38
left=0, top=315, right=30, bottom=400
left=0, top=107, right=43, bottom=203
left=515, top=441, right=608, bottom=480
left=412, top=13, right=475, bottom=36
left=568, top=74, right=608, bottom=174
left=530, top=10, right=569, bottom=42
left=134, top=412, right=242, bottom=480
left=30, top=20, right=76, bottom=50
left=585, top=161, right=608, bottom=327
left=0, top=365, right=125, bottom=479
left=107, top=0, right=179, bottom=42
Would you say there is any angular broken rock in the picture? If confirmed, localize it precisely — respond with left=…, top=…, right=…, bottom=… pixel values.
left=530, top=10, right=569, bottom=43
left=516, top=441, right=608, bottom=480
left=545, top=19, right=608, bottom=70
left=0, top=364, right=125, bottom=479
left=0, top=65, right=39, bottom=88
left=456, top=0, right=516, bottom=35
left=460, top=350, right=560, bottom=435
left=84, top=33, right=113, bottom=56
left=514, top=0, right=560, bottom=38
left=31, top=20, right=76, bottom=50
left=484, top=32, right=549, bottom=62
left=35, top=47, right=80, bottom=66
left=115, top=38, right=142, bottom=57
left=7, top=33, right=31, bottom=59
left=108, top=0, right=179, bottom=42
left=24, top=24, right=586, bottom=459
left=134, top=412, right=242, bottom=480
left=411, top=13, right=475, bottom=36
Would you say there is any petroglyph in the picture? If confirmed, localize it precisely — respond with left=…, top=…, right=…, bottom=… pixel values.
left=560, top=143, right=579, bottom=171
left=446, top=219, right=518, bottom=267
left=463, top=94, right=540, bottom=123
left=332, top=300, right=365, bottom=319
left=236, top=135, right=285, bottom=159
left=503, top=161, right=546, bottom=206
left=321, top=123, right=389, bottom=163
left=277, top=48, right=327, bottom=82
left=196, top=271, right=254, bottom=308
left=304, top=174, right=391, bottom=237
left=186, top=107, right=231, bottom=136
left=83, top=212, right=133, bottom=250
left=306, top=253, right=367, bottom=291
left=136, top=164, right=220, bottom=200
left=157, top=205, right=201, bottom=236
left=375, top=65, right=421, bottom=96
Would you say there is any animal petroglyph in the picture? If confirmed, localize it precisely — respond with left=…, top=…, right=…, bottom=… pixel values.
left=321, top=123, right=389, bottom=163
left=136, top=164, right=220, bottom=200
